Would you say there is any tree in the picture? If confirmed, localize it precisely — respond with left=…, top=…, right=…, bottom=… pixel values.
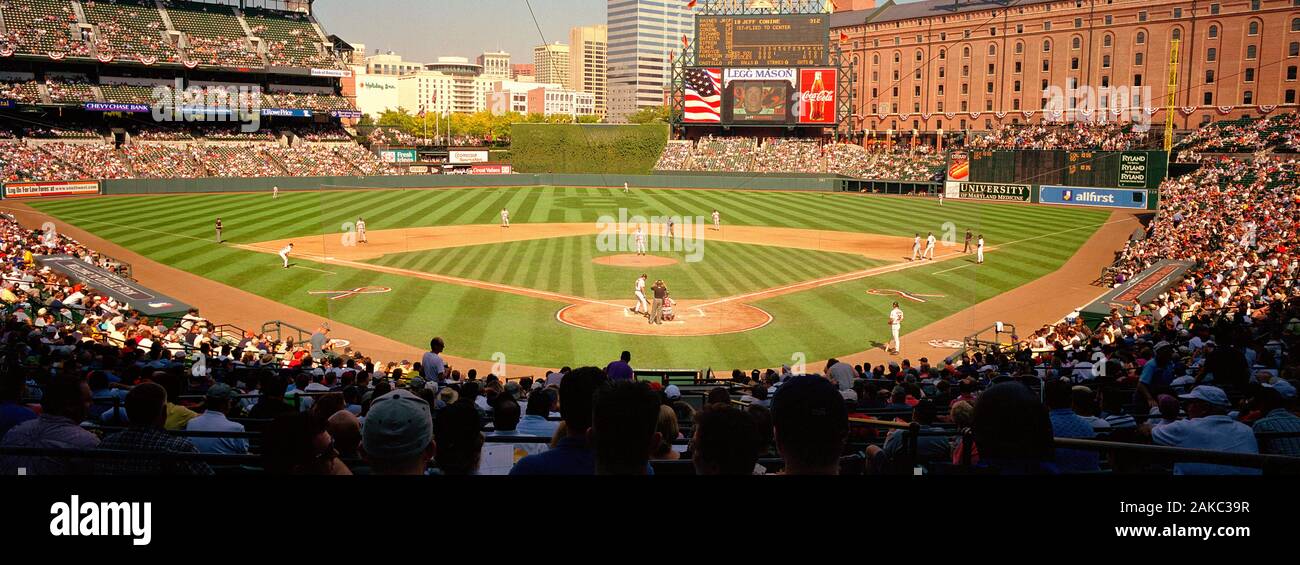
left=627, top=105, right=669, bottom=124
left=576, top=115, right=603, bottom=124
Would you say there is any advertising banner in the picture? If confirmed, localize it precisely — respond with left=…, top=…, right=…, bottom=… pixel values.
left=470, top=164, right=513, bottom=175
left=310, top=68, right=353, bottom=78
left=449, top=150, right=489, bottom=164
left=84, top=102, right=150, bottom=113
left=1040, top=185, right=1149, bottom=209
left=723, top=68, right=797, bottom=85
left=330, top=109, right=362, bottom=118
left=1118, top=152, right=1149, bottom=188
left=947, top=151, right=970, bottom=181
left=379, top=149, right=417, bottom=164
left=796, top=68, right=836, bottom=125
left=260, top=108, right=314, bottom=117
left=957, top=182, right=1032, bottom=202
left=3, top=180, right=100, bottom=199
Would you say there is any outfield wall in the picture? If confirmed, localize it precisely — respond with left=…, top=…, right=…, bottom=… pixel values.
left=92, top=173, right=848, bottom=195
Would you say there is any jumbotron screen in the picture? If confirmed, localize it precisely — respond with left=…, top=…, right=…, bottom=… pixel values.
left=695, top=14, right=830, bottom=68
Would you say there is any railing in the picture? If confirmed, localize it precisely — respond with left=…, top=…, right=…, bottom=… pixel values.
left=260, top=320, right=313, bottom=347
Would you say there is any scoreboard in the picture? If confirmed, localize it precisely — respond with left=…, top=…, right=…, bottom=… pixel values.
left=967, top=150, right=1167, bottom=190
left=695, top=14, right=829, bottom=68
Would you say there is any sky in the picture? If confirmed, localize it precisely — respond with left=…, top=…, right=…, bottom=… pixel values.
left=314, top=0, right=608, bottom=65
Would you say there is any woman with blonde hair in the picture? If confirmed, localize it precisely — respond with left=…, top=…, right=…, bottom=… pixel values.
left=651, top=405, right=681, bottom=460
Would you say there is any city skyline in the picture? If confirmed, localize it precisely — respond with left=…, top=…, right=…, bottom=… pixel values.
left=315, top=0, right=609, bottom=64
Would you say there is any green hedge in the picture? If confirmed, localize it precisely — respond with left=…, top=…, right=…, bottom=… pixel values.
left=509, top=123, right=669, bottom=174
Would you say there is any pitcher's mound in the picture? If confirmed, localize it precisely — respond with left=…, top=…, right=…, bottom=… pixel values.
left=557, top=300, right=771, bottom=336
left=592, top=254, right=679, bottom=268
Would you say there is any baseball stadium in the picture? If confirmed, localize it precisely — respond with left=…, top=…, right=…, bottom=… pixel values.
left=0, top=0, right=1298, bottom=486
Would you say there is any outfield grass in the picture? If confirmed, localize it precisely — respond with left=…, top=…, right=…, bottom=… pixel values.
left=366, top=235, right=887, bottom=300
left=26, top=186, right=1111, bottom=369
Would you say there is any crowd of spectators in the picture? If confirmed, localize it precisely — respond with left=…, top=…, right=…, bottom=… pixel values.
left=751, top=138, right=824, bottom=174
left=293, top=124, right=353, bottom=143
left=367, top=128, right=422, bottom=147
left=1175, top=114, right=1300, bottom=158
left=655, top=137, right=945, bottom=181
left=942, top=151, right=1300, bottom=472
left=82, top=0, right=179, bottom=63
left=0, top=0, right=93, bottom=57
left=969, top=122, right=1157, bottom=151
left=688, top=136, right=760, bottom=172
left=826, top=143, right=945, bottom=181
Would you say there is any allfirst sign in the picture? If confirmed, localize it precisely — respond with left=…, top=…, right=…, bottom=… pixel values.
left=1040, top=185, right=1149, bottom=209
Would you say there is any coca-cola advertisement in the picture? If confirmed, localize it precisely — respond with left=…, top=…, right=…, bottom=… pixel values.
left=797, top=68, right=837, bottom=125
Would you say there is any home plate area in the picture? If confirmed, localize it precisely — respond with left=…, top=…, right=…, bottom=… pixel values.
left=556, top=300, right=772, bottom=336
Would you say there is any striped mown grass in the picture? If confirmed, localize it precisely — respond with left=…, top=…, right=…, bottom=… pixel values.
left=25, top=186, right=1111, bottom=369
left=365, top=235, right=888, bottom=300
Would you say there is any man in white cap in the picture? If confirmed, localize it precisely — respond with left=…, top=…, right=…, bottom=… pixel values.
left=361, top=389, right=436, bottom=475
left=1145, top=385, right=1261, bottom=475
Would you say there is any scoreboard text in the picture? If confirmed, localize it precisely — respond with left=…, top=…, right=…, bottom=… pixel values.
left=695, top=14, right=829, bottom=67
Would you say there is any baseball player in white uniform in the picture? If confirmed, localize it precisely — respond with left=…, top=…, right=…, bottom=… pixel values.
left=623, top=182, right=630, bottom=194
left=937, top=191, right=944, bottom=206
left=711, top=210, right=721, bottom=231
left=357, top=218, right=367, bottom=244
left=279, top=243, right=294, bottom=269
left=888, top=302, right=904, bottom=355
left=977, top=235, right=985, bottom=264
left=911, top=234, right=922, bottom=262
left=214, top=218, right=223, bottom=244
left=273, top=186, right=279, bottom=199
left=666, top=218, right=675, bottom=238
left=632, top=274, right=649, bottom=316
left=634, top=226, right=648, bottom=256
left=500, top=208, right=510, bottom=228
left=923, top=232, right=937, bottom=261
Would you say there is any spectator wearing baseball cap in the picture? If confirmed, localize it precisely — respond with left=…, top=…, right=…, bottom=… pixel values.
left=185, top=383, right=248, bottom=455
left=1146, top=386, right=1261, bottom=475
left=361, top=389, right=436, bottom=475
left=771, top=375, right=848, bottom=475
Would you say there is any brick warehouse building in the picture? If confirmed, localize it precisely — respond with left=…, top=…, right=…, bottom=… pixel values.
left=830, top=0, right=1300, bottom=134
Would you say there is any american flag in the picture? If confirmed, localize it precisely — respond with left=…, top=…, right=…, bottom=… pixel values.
left=684, top=68, right=722, bottom=123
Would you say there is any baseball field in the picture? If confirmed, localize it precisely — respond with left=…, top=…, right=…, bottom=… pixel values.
left=20, top=185, right=1118, bottom=370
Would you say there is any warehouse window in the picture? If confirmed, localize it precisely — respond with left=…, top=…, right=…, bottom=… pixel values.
left=1209, top=25, right=1218, bottom=38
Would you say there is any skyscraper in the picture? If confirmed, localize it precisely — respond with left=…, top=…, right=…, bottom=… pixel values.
left=607, top=0, right=693, bottom=116
left=569, top=25, right=608, bottom=117
left=477, top=51, right=511, bottom=80
left=533, top=42, right=571, bottom=89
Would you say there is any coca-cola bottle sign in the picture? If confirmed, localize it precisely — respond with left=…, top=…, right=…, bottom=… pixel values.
left=798, top=68, right=836, bottom=124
